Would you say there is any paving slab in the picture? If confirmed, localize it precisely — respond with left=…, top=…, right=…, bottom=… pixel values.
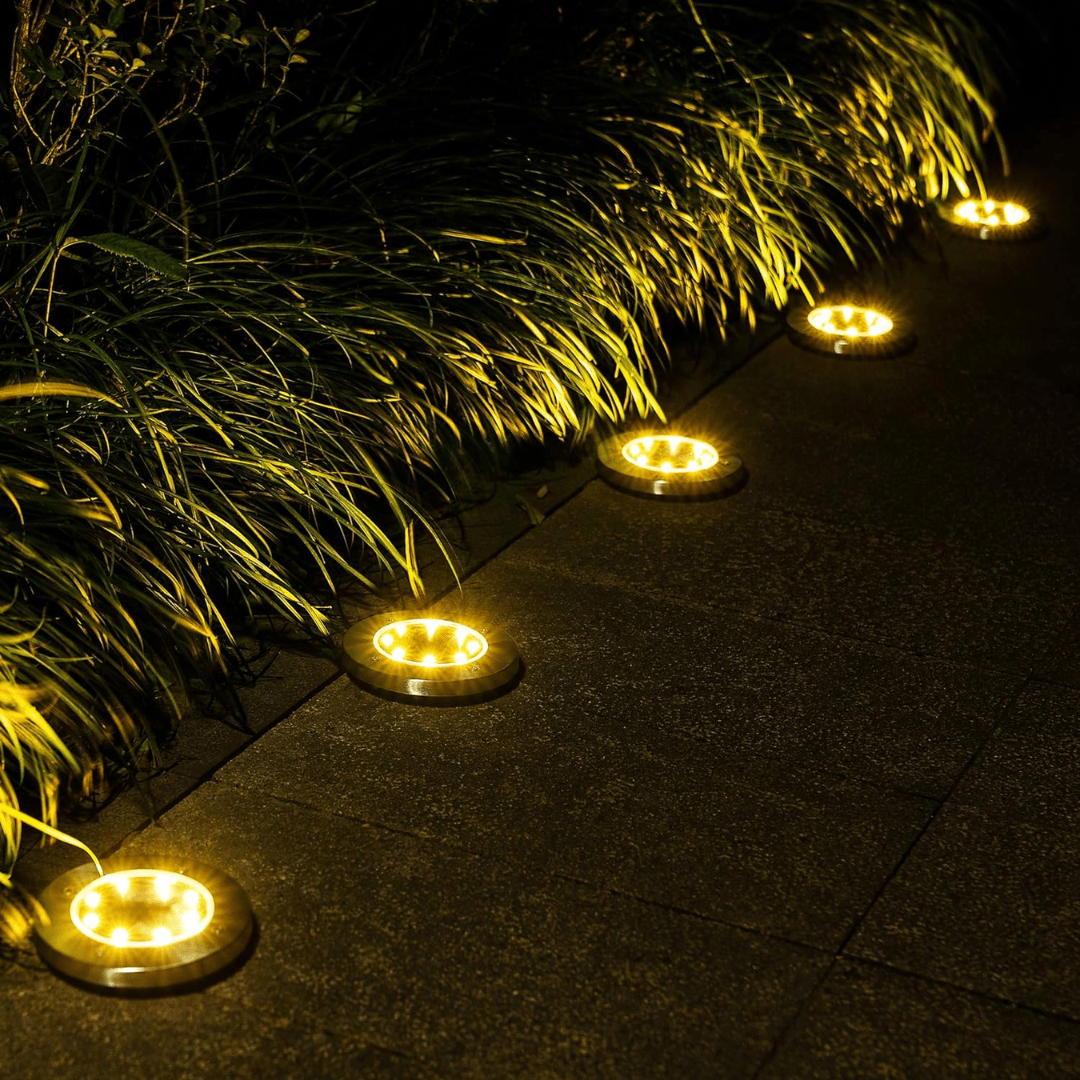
left=761, top=958, right=1080, bottom=1079
left=217, top=668, right=934, bottom=949
left=949, top=679, right=1080, bottom=831
left=685, top=341, right=1080, bottom=564
left=480, top=551, right=1018, bottom=796
left=847, top=801, right=1080, bottom=1019
left=1044, top=616, right=1080, bottom=688
left=165, top=644, right=340, bottom=782
left=502, top=462, right=1075, bottom=681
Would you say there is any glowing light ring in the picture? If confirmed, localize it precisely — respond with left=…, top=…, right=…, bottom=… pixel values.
left=372, top=618, right=489, bottom=668
left=34, top=856, right=253, bottom=990
left=806, top=305, right=893, bottom=338
left=936, top=198, right=1045, bottom=242
left=620, top=435, right=720, bottom=474
left=597, top=431, right=744, bottom=499
left=786, top=302, right=914, bottom=358
left=70, top=870, right=214, bottom=948
left=344, top=610, right=520, bottom=703
left=953, top=199, right=1029, bottom=228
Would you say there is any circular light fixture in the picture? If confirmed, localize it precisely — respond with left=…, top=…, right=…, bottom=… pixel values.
left=343, top=613, right=520, bottom=703
left=936, top=197, right=1044, bottom=241
left=786, top=301, right=914, bottom=357
left=596, top=432, right=744, bottom=498
left=35, top=856, right=253, bottom=990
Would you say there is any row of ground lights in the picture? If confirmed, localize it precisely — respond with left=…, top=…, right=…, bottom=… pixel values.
left=31, top=193, right=1042, bottom=992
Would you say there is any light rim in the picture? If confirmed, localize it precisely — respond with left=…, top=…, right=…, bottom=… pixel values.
left=70, top=869, right=214, bottom=948
left=934, top=198, right=1046, bottom=242
left=372, top=617, right=490, bottom=668
left=786, top=302, right=915, bottom=358
left=35, top=855, right=253, bottom=990
left=596, top=431, right=744, bottom=498
left=343, top=611, right=520, bottom=703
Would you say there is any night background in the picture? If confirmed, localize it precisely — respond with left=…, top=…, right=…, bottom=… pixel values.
left=1, top=1, right=1078, bottom=1075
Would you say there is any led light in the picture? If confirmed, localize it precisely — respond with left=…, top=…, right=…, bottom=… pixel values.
left=807, top=305, right=892, bottom=338
left=598, top=431, right=743, bottom=499
left=69, top=869, right=213, bottom=948
left=371, top=617, right=490, bottom=667
left=35, top=857, right=254, bottom=991
left=787, top=301, right=914, bottom=357
left=938, top=197, right=1043, bottom=241
left=344, top=611, right=521, bottom=703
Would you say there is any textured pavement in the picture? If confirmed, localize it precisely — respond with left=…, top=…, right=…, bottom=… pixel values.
left=3, top=111, right=1080, bottom=1077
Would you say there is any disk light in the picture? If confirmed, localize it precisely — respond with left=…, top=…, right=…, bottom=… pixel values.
left=787, top=301, right=914, bottom=357
left=597, top=431, right=744, bottom=498
left=35, top=857, right=253, bottom=990
left=938, top=197, right=1043, bottom=241
left=344, top=613, right=520, bottom=702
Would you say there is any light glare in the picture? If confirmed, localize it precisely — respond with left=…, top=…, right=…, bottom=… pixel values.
left=620, top=434, right=720, bottom=474
left=807, top=305, right=893, bottom=338
left=954, top=198, right=1030, bottom=228
left=373, top=618, right=490, bottom=668
left=70, top=870, right=215, bottom=949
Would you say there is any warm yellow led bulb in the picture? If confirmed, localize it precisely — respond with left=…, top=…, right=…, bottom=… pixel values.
left=954, top=198, right=1030, bottom=228
left=70, top=869, right=214, bottom=948
left=807, top=305, right=892, bottom=338
left=620, top=435, right=720, bottom=474
left=372, top=618, right=490, bottom=667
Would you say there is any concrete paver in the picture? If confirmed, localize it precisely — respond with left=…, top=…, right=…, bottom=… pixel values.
left=761, top=959, right=1080, bottom=1079
left=848, top=801, right=1080, bottom=1018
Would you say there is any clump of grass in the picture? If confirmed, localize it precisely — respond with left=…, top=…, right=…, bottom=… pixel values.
left=1, top=0, right=1006, bottom=891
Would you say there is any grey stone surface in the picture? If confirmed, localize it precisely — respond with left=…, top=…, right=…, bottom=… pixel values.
left=686, top=342, right=1080, bottom=565
left=762, top=959, right=1080, bottom=1079
left=950, top=680, right=1080, bottom=831
left=217, top=673, right=934, bottom=947
left=495, top=476, right=1067, bottom=676
left=1043, top=614, right=1080, bottom=689
left=847, top=802, right=1080, bottom=1018
left=468, top=552, right=1017, bottom=798
left=0, top=782, right=828, bottom=1079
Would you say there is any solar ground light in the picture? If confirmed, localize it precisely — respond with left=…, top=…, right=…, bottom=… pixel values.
left=343, top=613, right=521, bottom=703
left=786, top=301, right=915, bottom=358
left=936, top=197, right=1045, bottom=242
left=34, top=855, right=253, bottom=990
left=596, top=431, right=744, bottom=498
